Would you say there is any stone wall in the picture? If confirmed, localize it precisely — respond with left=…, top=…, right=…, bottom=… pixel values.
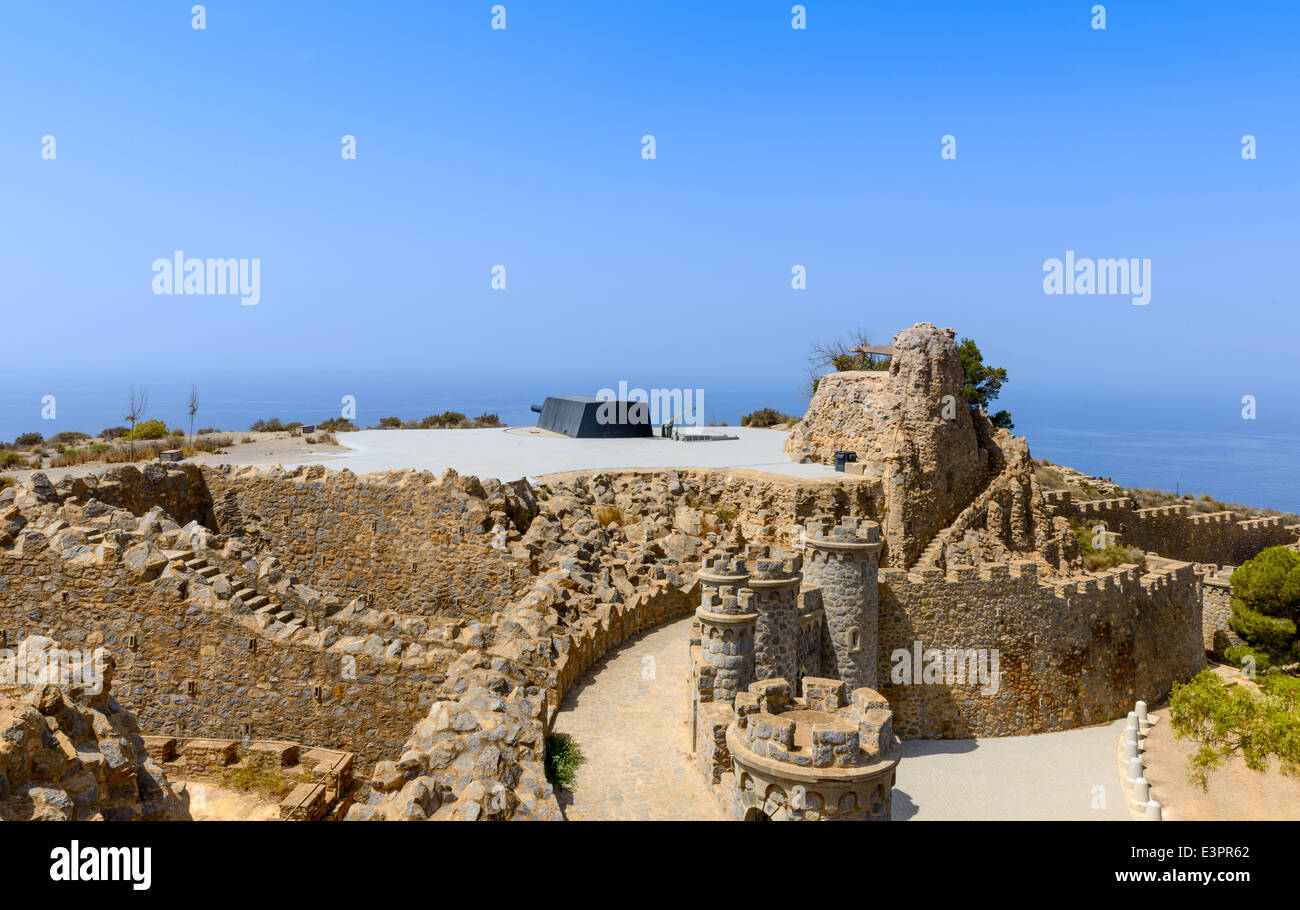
left=0, top=637, right=190, bottom=821
left=0, top=542, right=439, bottom=772
left=536, top=467, right=881, bottom=550
left=876, top=560, right=1205, bottom=738
left=202, top=465, right=535, bottom=620
left=1041, top=491, right=1300, bottom=566
left=39, top=464, right=215, bottom=529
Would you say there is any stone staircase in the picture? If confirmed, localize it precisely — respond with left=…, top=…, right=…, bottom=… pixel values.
left=913, top=462, right=1012, bottom=570
left=166, top=551, right=307, bottom=637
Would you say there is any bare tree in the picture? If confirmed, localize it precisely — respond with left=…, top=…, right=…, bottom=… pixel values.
left=800, top=327, right=889, bottom=397
left=124, top=385, right=148, bottom=461
left=187, top=385, right=199, bottom=448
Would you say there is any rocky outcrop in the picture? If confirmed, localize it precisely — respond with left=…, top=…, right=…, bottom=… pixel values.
left=0, top=639, right=190, bottom=821
left=785, top=323, right=996, bottom=565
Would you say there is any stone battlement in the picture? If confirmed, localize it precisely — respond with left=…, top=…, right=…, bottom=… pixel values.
left=803, top=517, right=882, bottom=545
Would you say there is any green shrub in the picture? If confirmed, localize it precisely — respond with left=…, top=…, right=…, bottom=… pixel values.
left=99, top=426, right=129, bottom=440
left=13, top=432, right=43, bottom=448
left=48, top=431, right=90, bottom=446
left=0, top=476, right=15, bottom=489
left=1071, top=520, right=1145, bottom=573
left=317, top=417, right=359, bottom=432
left=377, top=416, right=402, bottom=429
left=249, top=418, right=286, bottom=433
left=740, top=408, right=796, bottom=428
left=1225, top=547, right=1300, bottom=671
left=0, top=451, right=33, bottom=470
left=125, top=418, right=169, bottom=440
left=544, top=733, right=585, bottom=791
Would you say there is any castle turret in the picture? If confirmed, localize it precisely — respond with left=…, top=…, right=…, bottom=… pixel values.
left=802, top=518, right=882, bottom=690
left=695, top=553, right=758, bottom=703
left=747, top=556, right=802, bottom=685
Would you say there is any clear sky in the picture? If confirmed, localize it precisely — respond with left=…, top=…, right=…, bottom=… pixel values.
left=1, top=1, right=1297, bottom=431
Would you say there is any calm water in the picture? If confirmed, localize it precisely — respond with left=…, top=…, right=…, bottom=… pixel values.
left=1021, top=426, right=1300, bottom=514
left=2, top=371, right=1296, bottom=513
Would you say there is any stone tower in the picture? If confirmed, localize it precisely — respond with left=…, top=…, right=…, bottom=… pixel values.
left=748, top=556, right=802, bottom=685
left=695, top=553, right=758, bottom=703
left=801, top=518, right=883, bottom=690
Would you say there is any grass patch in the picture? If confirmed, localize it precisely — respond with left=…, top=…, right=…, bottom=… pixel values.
left=1071, top=519, right=1146, bottom=573
left=544, top=732, right=585, bottom=791
left=221, top=754, right=312, bottom=799
left=594, top=504, right=624, bottom=527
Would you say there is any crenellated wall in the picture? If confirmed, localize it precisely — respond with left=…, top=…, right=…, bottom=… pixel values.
left=876, top=559, right=1205, bottom=738
left=1040, top=490, right=1300, bottom=565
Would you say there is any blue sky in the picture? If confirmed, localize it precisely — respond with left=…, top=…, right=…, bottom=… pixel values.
left=1, top=1, right=1297, bottom=433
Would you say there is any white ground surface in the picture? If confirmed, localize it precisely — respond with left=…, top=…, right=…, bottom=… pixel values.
left=281, top=427, right=840, bottom=481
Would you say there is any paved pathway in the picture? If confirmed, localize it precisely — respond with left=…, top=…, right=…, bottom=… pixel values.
left=552, top=616, right=721, bottom=820
left=894, top=719, right=1129, bottom=820
left=554, top=615, right=1130, bottom=821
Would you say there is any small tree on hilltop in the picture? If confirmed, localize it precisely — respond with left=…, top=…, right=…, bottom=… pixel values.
left=802, top=328, right=890, bottom=397
left=124, top=385, right=148, bottom=461
left=956, top=338, right=1013, bottom=429
left=187, top=385, right=199, bottom=448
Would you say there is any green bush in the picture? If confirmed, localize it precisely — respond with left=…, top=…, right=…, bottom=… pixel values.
left=48, top=431, right=90, bottom=446
left=13, top=432, right=43, bottom=448
left=249, top=418, right=286, bottom=433
left=317, top=417, right=359, bottom=432
left=1071, top=520, right=1144, bottom=572
left=99, top=426, right=129, bottom=440
left=0, top=451, right=33, bottom=470
left=377, top=416, right=402, bottom=429
left=544, top=733, right=585, bottom=791
left=1226, top=547, right=1300, bottom=671
left=740, top=408, right=796, bottom=428
left=125, top=418, right=169, bottom=440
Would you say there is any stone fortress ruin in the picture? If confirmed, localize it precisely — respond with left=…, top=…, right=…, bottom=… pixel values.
left=2, top=322, right=1297, bottom=821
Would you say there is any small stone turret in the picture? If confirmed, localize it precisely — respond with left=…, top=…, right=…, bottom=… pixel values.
left=801, top=518, right=882, bottom=690
left=726, top=677, right=900, bottom=821
left=747, top=556, right=802, bottom=685
left=695, top=552, right=758, bottom=703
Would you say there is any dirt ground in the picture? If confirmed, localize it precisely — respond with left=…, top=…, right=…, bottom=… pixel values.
left=1141, top=703, right=1300, bottom=821
left=2, top=431, right=353, bottom=484
left=177, top=780, right=281, bottom=821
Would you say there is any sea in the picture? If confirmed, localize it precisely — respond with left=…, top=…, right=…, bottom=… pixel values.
left=2, top=370, right=1297, bottom=514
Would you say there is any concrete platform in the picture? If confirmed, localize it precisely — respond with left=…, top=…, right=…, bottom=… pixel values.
left=281, top=427, right=840, bottom=482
